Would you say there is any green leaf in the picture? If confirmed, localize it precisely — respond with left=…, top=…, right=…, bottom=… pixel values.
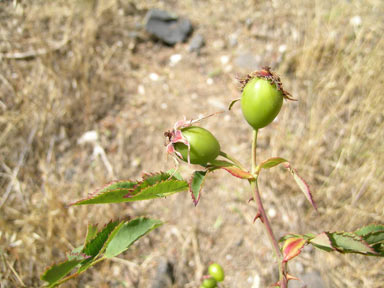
left=354, top=224, right=384, bottom=245
left=354, top=224, right=384, bottom=236
left=72, top=172, right=189, bottom=205
left=372, top=243, right=384, bottom=255
left=209, top=159, right=235, bottom=168
left=166, top=168, right=184, bottom=180
left=189, top=170, right=207, bottom=206
left=85, top=224, right=98, bottom=244
left=256, top=157, right=288, bottom=173
left=309, top=232, right=334, bottom=252
left=361, top=231, right=384, bottom=246
left=327, top=232, right=377, bottom=255
left=82, top=220, right=120, bottom=258
left=105, top=217, right=163, bottom=258
left=66, top=246, right=85, bottom=261
left=41, top=259, right=82, bottom=287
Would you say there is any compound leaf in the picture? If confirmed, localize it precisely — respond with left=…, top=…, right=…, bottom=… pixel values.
left=41, top=217, right=162, bottom=287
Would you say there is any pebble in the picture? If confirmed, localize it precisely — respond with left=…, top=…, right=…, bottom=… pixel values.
left=144, top=9, right=193, bottom=45
left=189, top=33, right=205, bottom=52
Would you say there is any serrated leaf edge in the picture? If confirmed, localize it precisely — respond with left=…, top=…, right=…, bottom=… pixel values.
left=222, top=166, right=255, bottom=179
left=188, top=171, right=208, bottom=206
left=82, top=220, right=120, bottom=257
left=327, top=231, right=378, bottom=255
left=72, top=178, right=188, bottom=205
left=40, top=258, right=83, bottom=284
left=285, top=163, right=317, bottom=211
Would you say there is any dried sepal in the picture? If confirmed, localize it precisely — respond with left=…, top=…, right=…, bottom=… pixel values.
left=238, top=66, right=295, bottom=101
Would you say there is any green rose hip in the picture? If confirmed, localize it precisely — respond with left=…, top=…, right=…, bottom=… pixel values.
left=174, top=126, right=220, bottom=165
left=240, top=67, right=293, bottom=130
left=241, top=77, right=283, bottom=129
left=202, top=277, right=217, bottom=288
left=208, top=263, right=225, bottom=282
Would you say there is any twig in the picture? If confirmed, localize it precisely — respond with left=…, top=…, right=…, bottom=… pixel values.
left=0, top=126, right=37, bottom=209
left=0, top=38, right=70, bottom=60
left=4, top=257, right=26, bottom=287
left=0, top=73, right=15, bottom=97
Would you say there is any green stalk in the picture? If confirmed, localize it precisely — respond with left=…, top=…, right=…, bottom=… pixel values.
left=250, top=129, right=287, bottom=288
left=219, top=151, right=247, bottom=170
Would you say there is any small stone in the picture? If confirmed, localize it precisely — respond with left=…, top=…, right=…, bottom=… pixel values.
left=138, top=84, right=145, bottom=95
left=169, top=54, right=182, bottom=66
left=220, top=55, right=230, bottom=65
left=144, top=9, right=193, bottom=45
left=189, top=33, right=205, bottom=52
left=149, top=73, right=159, bottom=81
left=77, top=131, right=98, bottom=144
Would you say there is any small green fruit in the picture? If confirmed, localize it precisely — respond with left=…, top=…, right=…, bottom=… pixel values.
left=208, top=263, right=225, bottom=282
left=174, top=126, right=220, bottom=165
left=202, top=277, right=217, bottom=288
left=241, top=77, right=283, bottom=130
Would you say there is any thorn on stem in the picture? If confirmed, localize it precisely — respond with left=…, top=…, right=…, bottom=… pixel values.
left=248, top=197, right=254, bottom=203
left=253, top=212, right=263, bottom=223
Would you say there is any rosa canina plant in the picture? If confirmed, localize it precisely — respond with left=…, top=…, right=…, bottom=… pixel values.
left=41, top=67, right=384, bottom=288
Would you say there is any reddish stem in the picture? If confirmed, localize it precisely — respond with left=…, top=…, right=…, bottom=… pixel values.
left=251, top=130, right=287, bottom=288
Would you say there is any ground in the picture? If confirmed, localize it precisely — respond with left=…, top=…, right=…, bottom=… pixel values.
left=1, top=0, right=383, bottom=287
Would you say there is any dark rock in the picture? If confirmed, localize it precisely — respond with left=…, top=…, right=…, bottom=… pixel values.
left=150, top=258, right=174, bottom=288
left=144, top=9, right=193, bottom=45
left=188, top=33, right=205, bottom=52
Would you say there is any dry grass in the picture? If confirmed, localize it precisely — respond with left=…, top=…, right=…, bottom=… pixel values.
left=1, top=0, right=383, bottom=287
